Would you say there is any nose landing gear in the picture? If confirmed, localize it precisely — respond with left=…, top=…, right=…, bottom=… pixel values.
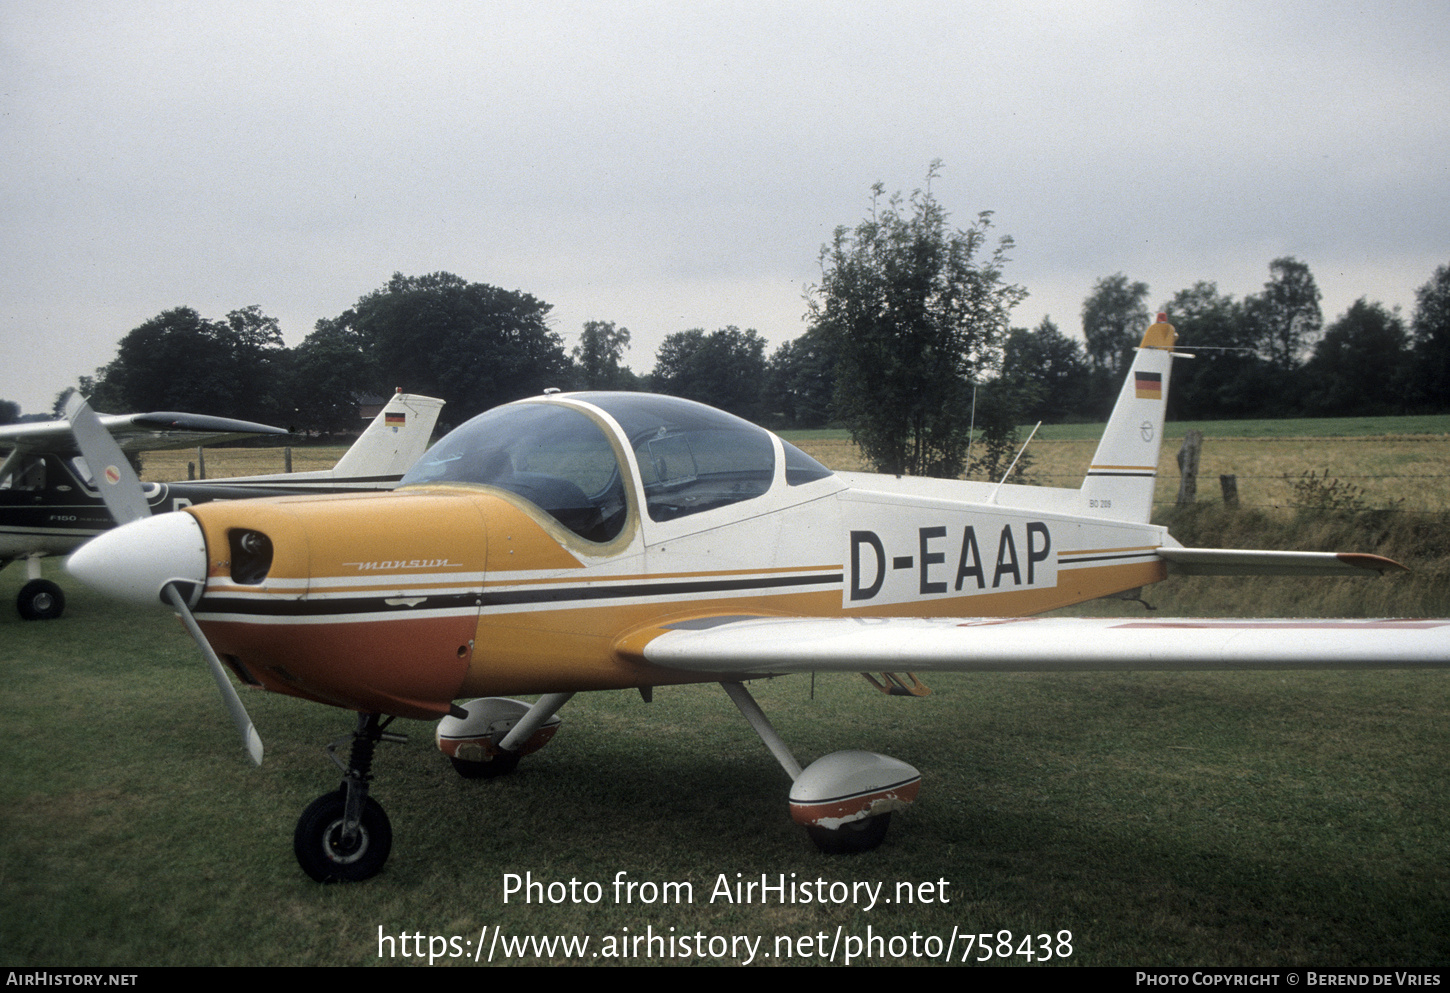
left=294, top=713, right=406, bottom=882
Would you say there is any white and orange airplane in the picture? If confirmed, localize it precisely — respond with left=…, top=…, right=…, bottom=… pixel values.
left=67, top=316, right=1450, bottom=882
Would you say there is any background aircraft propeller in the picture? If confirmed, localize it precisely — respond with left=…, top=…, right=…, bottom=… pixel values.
left=63, top=393, right=264, bottom=765
left=61, top=392, right=151, bottom=525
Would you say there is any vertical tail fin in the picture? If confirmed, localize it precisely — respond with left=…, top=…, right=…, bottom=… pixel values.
left=1080, top=315, right=1177, bottom=522
left=329, top=391, right=445, bottom=479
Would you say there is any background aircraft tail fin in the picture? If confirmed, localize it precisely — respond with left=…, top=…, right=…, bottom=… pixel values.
left=329, top=392, right=444, bottom=479
left=1079, top=315, right=1177, bottom=522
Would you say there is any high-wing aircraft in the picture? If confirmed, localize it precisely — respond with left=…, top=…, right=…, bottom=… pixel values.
left=1, top=390, right=442, bottom=619
left=67, top=316, right=1449, bottom=882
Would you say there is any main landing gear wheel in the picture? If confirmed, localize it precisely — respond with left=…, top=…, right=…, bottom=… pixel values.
left=17, top=579, right=64, bottom=621
left=436, top=696, right=569, bottom=779
left=807, top=813, right=892, bottom=855
left=294, top=789, right=393, bottom=883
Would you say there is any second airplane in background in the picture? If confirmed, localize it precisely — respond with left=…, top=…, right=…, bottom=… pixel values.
left=2, top=390, right=443, bottom=618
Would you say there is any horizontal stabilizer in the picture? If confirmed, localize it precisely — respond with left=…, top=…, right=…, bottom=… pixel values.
left=1158, top=547, right=1406, bottom=576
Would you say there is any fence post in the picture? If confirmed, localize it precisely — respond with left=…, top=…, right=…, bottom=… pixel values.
left=285, top=447, right=292, bottom=473
left=1220, top=474, right=1239, bottom=507
left=1175, top=430, right=1202, bottom=506
left=196, top=447, right=206, bottom=480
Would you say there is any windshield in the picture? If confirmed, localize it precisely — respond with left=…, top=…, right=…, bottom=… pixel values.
left=0, top=453, right=47, bottom=491
left=400, top=403, right=627, bottom=543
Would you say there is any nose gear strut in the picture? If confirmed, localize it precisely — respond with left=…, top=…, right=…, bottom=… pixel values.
left=293, top=713, right=407, bottom=882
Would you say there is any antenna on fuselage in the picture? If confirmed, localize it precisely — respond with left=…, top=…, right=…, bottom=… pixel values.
left=988, top=420, right=1042, bottom=504
left=964, top=383, right=977, bottom=478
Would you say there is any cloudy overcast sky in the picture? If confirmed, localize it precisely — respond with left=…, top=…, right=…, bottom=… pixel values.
left=3, top=0, right=1447, bottom=415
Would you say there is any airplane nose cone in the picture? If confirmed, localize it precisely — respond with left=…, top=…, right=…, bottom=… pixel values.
left=68, top=511, right=209, bottom=609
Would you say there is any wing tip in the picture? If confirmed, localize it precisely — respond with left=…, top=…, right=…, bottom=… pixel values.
left=1336, top=553, right=1409, bottom=575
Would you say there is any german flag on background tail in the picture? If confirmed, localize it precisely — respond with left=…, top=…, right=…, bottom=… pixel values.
left=1135, top=371, right=1162, bottom=400
left=386, top=412, right=406, bottom=427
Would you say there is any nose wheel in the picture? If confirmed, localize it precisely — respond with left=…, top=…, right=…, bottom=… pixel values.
left=294, top=790, right=392, bottom=883
left=295, top=713, right=405, bottom=882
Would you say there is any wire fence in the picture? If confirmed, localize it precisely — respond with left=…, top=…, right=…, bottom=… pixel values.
left=1002, top=432, right=1450, bottom=515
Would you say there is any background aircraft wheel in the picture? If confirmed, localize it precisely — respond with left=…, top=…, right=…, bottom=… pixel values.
left=17, top=579, right=65, bottom=621
left=449, top=751, right=520, bottom=779
left=294, top=789, right=392, bottom=883
left=806, top=813, right=892, bottom=855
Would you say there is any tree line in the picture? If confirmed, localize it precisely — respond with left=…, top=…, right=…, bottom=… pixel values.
left=8, top=171, right=1449, bottom=482
left=1008, top=261, right=1450, bottom=425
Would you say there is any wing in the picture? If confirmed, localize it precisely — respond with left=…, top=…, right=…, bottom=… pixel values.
left=619, top=615, right=1450, bottom=675
left=0, top=411, right=288, bottom=457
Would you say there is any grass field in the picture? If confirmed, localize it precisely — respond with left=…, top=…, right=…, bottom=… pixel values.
left=782, top=416, right=1450, bottom=514
left=137, top=445, right=352, bottom=481
left=149, top=413, right=1450, bottom=514
left=3, top=423, right=1448, bottom=967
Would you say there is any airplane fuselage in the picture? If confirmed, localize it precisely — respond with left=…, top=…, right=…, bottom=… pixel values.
left=183, top=472, right=1167, bottom=719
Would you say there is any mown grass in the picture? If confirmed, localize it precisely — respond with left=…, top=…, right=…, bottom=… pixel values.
left=3, top=561, right=1447, bottom=967
left=3, top=428, right=1448, bottom=967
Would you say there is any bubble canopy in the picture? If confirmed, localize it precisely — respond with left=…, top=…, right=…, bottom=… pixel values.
left=399, top=393, right=832, bottom=542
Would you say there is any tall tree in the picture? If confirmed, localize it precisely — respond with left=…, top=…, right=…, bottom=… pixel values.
left=83, top=306, right=288, bottom=425
left=222, top=304, right=289, bottom=426
left=650, top=326, right=768, bottom=421
left=288, top=314, right=376, bottom=433
left=1305, top=299, right=1410, bottom=415
left=764, top=325, right=837, bottom=428
left=1000, top=317, right=1089, bottom=423
left=964, top=376, right=1037, bottom=482
left=325, top=272, right=569, bottom=420
left=809, top=167, right=1024, bottom=477
left=1247, top=256, right=1321, bottom=371
left=572, top=320, right=635, bottom=391
left=1081, top=273, right=1150, bottom=378
left=1161, top=282, right=1264, bottom=419
left=1410, top=264, right=1450, bottom=409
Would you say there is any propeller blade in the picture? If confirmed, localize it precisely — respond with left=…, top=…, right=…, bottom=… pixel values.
left=163, top=583, right=264, bottom=766
left=62, top=392, right=151, bottom=525
left=62, top=391, right=264, bottom=766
